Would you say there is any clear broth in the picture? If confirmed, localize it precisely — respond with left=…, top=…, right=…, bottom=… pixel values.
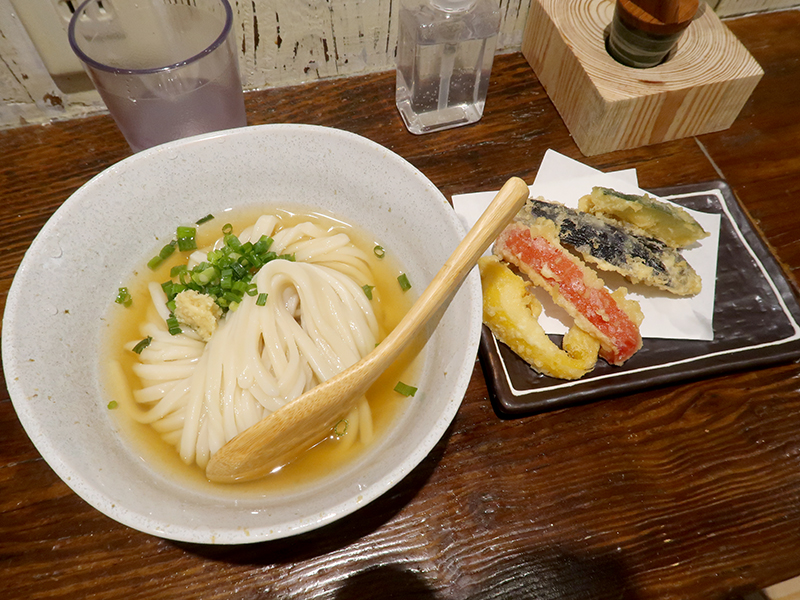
left=102, top=206, right=422, bottom=497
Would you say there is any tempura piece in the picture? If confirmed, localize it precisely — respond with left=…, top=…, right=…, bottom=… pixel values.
left=480, top=255, right=599, bottom=380
left=516, top=197, right=702, bottom=296
left=579, top=186, right=709, bottom=249
left=495, top=220, right=643, bottom=366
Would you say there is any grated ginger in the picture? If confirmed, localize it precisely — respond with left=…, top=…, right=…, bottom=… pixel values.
left=173, top=289, right=222, bottom=341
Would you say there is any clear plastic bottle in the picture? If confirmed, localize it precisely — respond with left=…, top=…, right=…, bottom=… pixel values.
left=395, top=0, right=501, bottom=135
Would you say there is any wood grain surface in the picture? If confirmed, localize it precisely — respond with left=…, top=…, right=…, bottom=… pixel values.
left=521, top=0, right=763, bottom=155
left=2, top=9, right=800, bottom=600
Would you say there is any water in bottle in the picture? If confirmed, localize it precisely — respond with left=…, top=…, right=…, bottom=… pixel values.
left=395, top=0, right=500, bottom=135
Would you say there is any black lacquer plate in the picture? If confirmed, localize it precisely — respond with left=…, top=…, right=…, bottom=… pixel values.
left=479, top=180, right=800, bottom=417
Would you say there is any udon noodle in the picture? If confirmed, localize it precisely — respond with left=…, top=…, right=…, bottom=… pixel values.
left=115, top=214, right=386, bottom=470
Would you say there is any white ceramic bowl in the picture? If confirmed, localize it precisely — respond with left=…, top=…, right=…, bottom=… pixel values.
left=2, top=124, right=481, bottom=544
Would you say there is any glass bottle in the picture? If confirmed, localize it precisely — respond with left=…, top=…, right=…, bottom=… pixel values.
left=395, top=0, right=501, bottom=135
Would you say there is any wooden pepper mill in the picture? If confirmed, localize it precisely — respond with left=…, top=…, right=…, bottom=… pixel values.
left=607, top=0, right=700, bottom=68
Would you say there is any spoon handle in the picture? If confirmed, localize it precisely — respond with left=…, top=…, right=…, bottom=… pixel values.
left=368, top=176, right=531, bottom=374
left=206, top=176, right=530, bottom=482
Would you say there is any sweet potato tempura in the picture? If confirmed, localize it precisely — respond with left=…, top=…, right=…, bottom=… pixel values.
left=480, top=255, right=600, bottom=380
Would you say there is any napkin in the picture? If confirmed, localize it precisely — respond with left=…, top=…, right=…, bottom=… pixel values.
left=452, top=150, right=720, bottom=341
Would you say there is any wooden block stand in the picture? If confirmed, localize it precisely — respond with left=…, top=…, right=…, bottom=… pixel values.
left=521, top=0, right=763, bottom=156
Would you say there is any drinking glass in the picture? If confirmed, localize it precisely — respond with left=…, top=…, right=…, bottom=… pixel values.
left=68, top=0, right=247, bottom=152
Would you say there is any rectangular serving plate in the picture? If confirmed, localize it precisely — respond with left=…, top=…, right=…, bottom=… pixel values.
left=479, top=180, right=800, bottom=417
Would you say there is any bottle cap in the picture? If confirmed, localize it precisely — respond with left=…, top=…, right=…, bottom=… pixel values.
left=616, top=0, right=699, bottom=35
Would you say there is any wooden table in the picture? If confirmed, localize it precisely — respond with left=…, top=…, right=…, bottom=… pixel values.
left=3, top=9, right=800, bottom=600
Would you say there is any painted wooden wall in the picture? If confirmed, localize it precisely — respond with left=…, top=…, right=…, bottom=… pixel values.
left=710, top=0, right=800, bottom=14
left=0, top=0, right=796, bottom=131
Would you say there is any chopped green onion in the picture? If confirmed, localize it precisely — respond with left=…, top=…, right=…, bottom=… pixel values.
left=362, top=284, right=374, bottom=300
left=222, top=291, right=240, bottom=304
left=230, top=262, right=248, bottom=279
left=253, top=236, right=273, bottom=254
left=192, top=265, right=218, bottom=285
left=159, top=242, right=176, bottom=260
left=373, top=245, right=385, bottom=258
left=166, top=315, right=182, bottom=335
left=231, top=280, right=250, bottom=294
left=170, top=264, right=187, bottom=277
left=132, top=336, right=153, bottom=354
left=256, top=292, right=268, bottom=306
left=222, top=223, right=233, bottom=234
left=147, top=255, right=164, bottom=270
left=397, top=273, right=411, bottom=292
left=177, top=226, right=197, bottom=252
left=394, top=381, right=418, bottom=397
left=115, top=287, right=132, bottom=307
left=195, top=214, right=215, bottom=225
left=334, top=419, right=348, bottom=437
left=224, top=233, right=242, bottom=249
left=107, top=400, right=119, bottom=410
left=220, top=268, right=233, bottom=290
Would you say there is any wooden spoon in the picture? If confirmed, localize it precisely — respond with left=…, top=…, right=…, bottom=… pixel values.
left=205, top=176, right=530, bottom=483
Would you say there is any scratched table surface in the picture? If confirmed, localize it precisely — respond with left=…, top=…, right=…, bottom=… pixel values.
left=3, top=10, right=800, bottom=600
